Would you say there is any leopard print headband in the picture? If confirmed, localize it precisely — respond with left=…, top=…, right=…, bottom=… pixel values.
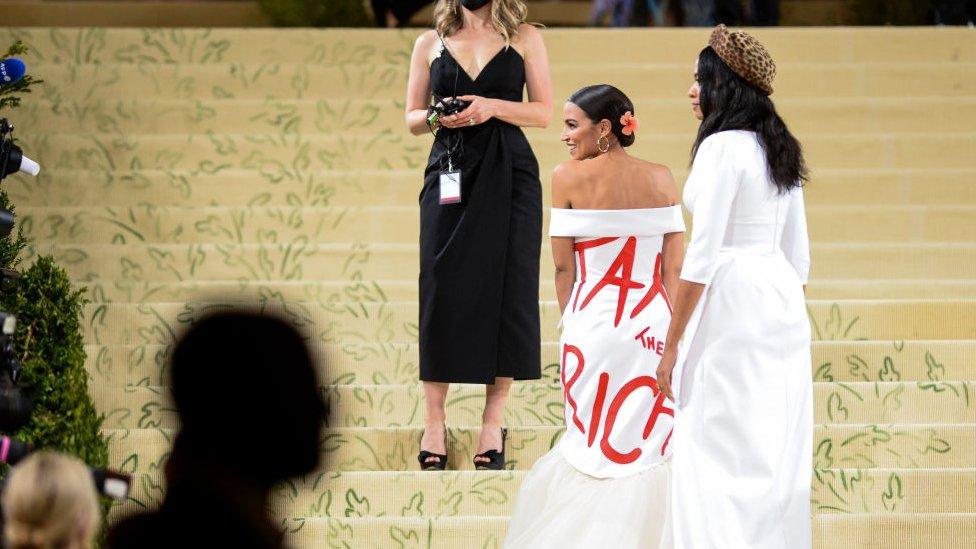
left=708, top=24, right=776, bottom=95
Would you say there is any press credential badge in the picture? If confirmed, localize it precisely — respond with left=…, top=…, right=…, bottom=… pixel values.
left=439, top=170, right=461, bottom=204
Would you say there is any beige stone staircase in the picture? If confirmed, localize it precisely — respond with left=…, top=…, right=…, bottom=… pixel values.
left=1, top=26, right=973, bottom=547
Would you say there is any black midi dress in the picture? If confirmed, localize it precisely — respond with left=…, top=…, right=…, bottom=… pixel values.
left=419, top=44, right=542, bottom=385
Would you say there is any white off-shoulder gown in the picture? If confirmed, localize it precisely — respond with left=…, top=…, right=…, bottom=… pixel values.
left=672, top=130, right=813, bottom=549
left=504, top=206, right=685, bottom=549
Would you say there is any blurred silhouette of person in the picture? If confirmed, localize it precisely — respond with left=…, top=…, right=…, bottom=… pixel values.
left=108, top=311, right=327, bottom=549
left=3, top=451, right=101, bottom=549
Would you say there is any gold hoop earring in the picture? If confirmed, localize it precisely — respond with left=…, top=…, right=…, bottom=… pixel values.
left=597, top=136, right=610, bottom=154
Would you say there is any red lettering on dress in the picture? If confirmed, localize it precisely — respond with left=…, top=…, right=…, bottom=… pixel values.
left=572, top=237, right=618, bottom=312
left=600, top=376, right=658, bottom=464
left=633, top=327, right=665, bottom=357
left=630, top=252, right=671, bottom=318
left=580, top=237, right=645, bottom=327
left=599, top=376, right=675, bottom=463
left=588, top=372, right=610, bottom=448
left=642, top=387, right=675, bottom=439
left=561, top=344, right=586, bottom=434
left=661, top=428, right=673, bottom=456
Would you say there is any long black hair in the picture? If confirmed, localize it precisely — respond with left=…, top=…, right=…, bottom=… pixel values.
left=692, top=47, right=807, bottom=193
left=568, top=84, right=636, bottom=147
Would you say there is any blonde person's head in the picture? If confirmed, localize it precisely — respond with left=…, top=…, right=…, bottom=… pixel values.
left=2, top=451, right=100, bottom=549
left=434, top=0, right=528, bottom=43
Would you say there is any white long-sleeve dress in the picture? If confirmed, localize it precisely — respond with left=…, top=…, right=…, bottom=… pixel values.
left=671, top=130, right=813, bottom=549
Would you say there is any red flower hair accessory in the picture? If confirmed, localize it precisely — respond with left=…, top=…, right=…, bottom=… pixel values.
left=620, top=111, right=639, bottom=136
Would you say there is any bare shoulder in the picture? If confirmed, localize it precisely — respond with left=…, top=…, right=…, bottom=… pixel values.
left=551, top=159, right=583, bottom=207
left=414, top=30, right=440, bottom=60
left=645, top=160, right=675, bottom=180
left=553, top=158, right=587, bottom=188
left=552, top=159, right=584, bottom=187
left=514, top=24, right=545, bottom=52
left=518, top=23, right=543, bottom=39
left=415, top=29, right=439, bottom=48
left=637, top=159, right=679, bottom=202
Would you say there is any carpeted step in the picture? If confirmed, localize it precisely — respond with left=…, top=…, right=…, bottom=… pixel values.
left=812, top=468, right=976, bottom=514
left=29, top=243, right=976, bottom=283
left=20, top=61, right=976, bottom=102
left=7, top=28, right=974, bottom=65
left=16, top=97, right=976, bottom=135
left=84, top=340, right=976, bottom=387
left=102, top=424, right=976, bottom=475
left=73, top=278, right=976, bottom=303
left=77, top=300, right=976, bottom=346
left=18, top=205, right=976, bottom=245
left=271, top=513, right=976, bottom=549
left=89, top=381, right=976, bottom=430
left=17, top=132, right=976, bottom=171
left=109, top=467, right=976, bottom=523
left=9, top=169, right=976, bottom=208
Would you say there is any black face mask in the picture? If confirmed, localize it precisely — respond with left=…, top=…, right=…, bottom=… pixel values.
left=460, top=0, right=491, bottom=10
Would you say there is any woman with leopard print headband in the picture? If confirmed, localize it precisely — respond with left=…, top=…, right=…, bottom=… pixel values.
left=658, top=25, right=814, bottom=549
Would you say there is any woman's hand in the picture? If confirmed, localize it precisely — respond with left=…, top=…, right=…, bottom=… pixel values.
left=441, top=95, right=497, bottom=129
left=657, top=349, right=677, bottom=402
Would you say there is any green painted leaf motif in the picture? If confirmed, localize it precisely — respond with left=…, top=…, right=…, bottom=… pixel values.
left=401, top=492, right=424, bottom=517
left=862, top=425, right=893, bottom=447
left=326, top=517, right=355, bottom=548
left=58, top=248, right=89, bottom=264
left=881, top=384, right=905, bottom=414
left=845, top=355, right=870, bottom=381
left=474, top=485, right=509, bottom=506
left=437, top=491, right=463, bottom=516
left=881, top=472, right=903, bottom=511
left=147, top=247, right=182, bottom=281
left=389, top=525, right=422, bottom=549
left=343, top=488, right=370, bottom=518
left=878, top=357, right=901, bottom=382
left=916, top=430, right=952, bottom=455
left=119, top=453, right=139, bottom=474
left=825, top=303, right=843, bottom=339
left=140, top=472, right=166, bottom=507
left=309, top=489, right=333, bottom=517
left=827, top=392, right=849, bottom=422
left=813, top=439, right=835, bottom=469
left=814, top=362, right=834, bottom=382
left=924, top=351, right=946, bottom=381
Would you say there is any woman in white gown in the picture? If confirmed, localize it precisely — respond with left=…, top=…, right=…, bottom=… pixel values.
left=504, top=85, right=684, bottom=549
left=655, top=26, right=813, bottom=549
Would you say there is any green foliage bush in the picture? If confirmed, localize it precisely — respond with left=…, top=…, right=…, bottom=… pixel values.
left=0, top=40, right=108, bottom=494
left=259, top=0, right=372, bottom=27
left=0, top=255, right=107, bottom=468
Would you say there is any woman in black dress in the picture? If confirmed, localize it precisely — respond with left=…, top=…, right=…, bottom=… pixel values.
left=404, top=0, right=552, bottom=470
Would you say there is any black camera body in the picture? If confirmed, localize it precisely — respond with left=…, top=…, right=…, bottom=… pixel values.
left=426, top=97, right=472, bottom=129
left=436, top=97, right=470, bottom=116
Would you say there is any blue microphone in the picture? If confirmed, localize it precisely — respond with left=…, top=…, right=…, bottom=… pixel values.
left=0, top=58, right=26, bottom=87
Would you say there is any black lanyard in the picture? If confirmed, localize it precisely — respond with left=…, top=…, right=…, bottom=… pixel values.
left=436, top=34, right=464, bottom=173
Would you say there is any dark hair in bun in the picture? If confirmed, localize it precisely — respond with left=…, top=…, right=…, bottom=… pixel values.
left=568, top=84, right=636, bottom=147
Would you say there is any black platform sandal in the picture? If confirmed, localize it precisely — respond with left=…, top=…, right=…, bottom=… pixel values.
left=473, top=427, right=507, bottom=471
left=418, top=431, right=448, bottom=471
